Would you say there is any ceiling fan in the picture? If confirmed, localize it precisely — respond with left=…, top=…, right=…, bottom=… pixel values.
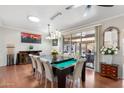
left=65, top=5, right=114, bottom=17
left=65, top=5, right=114, bottom=10
left=50, top=5, right=114, bottom=20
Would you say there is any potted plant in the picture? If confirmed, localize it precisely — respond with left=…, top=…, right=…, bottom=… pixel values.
left=29, top=45, right=34, bottom=51
left=100, top=46, right=118, bottom=64
left=51, top=49, right=58, bottom=59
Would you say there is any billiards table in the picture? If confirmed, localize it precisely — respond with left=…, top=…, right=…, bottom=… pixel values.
left=52, top=58, right=86, bottom=88
left=40, top=55, right=86, bottom=88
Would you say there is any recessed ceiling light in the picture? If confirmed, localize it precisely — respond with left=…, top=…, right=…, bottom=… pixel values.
left=28, top=16, right=40, bottom=23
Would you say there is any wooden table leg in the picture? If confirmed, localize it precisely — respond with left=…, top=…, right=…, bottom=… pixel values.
left=57, top=71, right=66, bottom=88
left=82, top=62, right=86, bottom=81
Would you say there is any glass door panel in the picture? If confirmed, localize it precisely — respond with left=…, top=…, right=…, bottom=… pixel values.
left=63, top=35, right=71, bottom=53
left=71, top=33, right=81, bottom=55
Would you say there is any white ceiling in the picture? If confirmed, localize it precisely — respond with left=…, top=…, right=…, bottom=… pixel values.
left=0, top=5, right=124, bottom=33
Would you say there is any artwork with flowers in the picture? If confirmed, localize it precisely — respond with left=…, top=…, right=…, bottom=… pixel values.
left=100, top=46, right=118, bottom=55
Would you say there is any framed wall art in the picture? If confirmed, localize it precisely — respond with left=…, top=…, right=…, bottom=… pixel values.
left=52, top=39, right=58, bottom=46
left=21, top=32, right=41, bottom=44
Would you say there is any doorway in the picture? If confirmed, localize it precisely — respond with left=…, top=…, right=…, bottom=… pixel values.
left=80, top=30, right=96, bottom=69
left=63, top=29, right=96, bottom=69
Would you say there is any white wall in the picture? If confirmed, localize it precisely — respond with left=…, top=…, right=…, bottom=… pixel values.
left=0, top=26, right=51, bottom=67
left=99, top=16, right=124, bottom=78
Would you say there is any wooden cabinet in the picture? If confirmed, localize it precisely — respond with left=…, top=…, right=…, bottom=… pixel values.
left=100, top=63, right=118, bottom=80
left=16, top=50, right=42, bottom=65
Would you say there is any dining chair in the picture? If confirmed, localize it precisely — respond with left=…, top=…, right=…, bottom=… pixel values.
left=41, top=58, right=57, bottom=88
left=29, top=54, right=37, bottom=76
left=66, top=58, right=85, bottom=88
left=33, top=55, right=44, bottom=85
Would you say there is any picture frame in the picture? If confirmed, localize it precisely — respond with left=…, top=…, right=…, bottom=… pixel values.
left=21, top=32, right=41, bottom=44
left=52, top=39, right=58, bottom=46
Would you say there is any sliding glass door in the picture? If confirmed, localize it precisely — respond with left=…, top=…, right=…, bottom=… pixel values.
left=63, top=30, right=96, bottom=69
left=71, top=33, right=81, bottom=55
left=63, top=35, right=71, bottom=53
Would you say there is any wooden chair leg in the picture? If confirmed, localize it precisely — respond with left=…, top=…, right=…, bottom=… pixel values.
left=70, top=81, right=73, bottom=88
left=51, top=82, right=54, bottom=88
left=35, top=71, right=38, bottom=79
left=45, top=78, right=47, bottom=88
left=32, top=72, right=35, bottom=78
left=40, top=75, right=42, bottom=85
left=69, top=81, right=72, bottom=88
left=51, top=78, right=57, bottom=88
left=73, top=81, right=75, bottom=88
left=66, top=78, right=69, bottom=88
left=37, top=72, right=39, bottom=80
left=73, top=79, right=81, bottom=88
left=38, top=72, right=40, bottom=80
left=65, top=79, right=68, bottom=88
left=37, top=72, right=39, bottom=79
left=80, top=79, right=82, bottom=88
left=35, top=71, right=38, bottom=80
left=77, top=80, right=80, bottom=88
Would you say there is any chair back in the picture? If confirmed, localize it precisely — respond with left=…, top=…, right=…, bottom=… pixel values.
left=41, top=58, right=54, bottom=82
left=33, top=55, right=43, bottom=74
left=29, top=54, right=36, bottom=69
left=73, top=58, right=85, bottom=81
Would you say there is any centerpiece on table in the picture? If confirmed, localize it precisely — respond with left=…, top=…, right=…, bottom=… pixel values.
left=51, top=49, right=58, bottom=60
left=100, top=46, right=118, bottom=64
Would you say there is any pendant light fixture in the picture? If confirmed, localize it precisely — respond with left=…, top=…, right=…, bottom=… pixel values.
left=46, top=24, right=51, bottom=39
left=46, top=24, right=61, bottom=40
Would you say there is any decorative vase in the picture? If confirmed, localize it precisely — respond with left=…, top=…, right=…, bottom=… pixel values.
left=103, top=55, right=113, bottom=64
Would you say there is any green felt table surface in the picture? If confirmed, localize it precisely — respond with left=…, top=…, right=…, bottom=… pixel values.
left=51, top=58, right=77, bottom=70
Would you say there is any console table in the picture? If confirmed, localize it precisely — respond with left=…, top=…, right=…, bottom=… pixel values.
left=100, top=63, right=118, bottom=80
left=16, top=50, right=42, bottom=65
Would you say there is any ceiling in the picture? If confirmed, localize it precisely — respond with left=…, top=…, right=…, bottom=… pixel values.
left=0, top=5, right=124, bottom=33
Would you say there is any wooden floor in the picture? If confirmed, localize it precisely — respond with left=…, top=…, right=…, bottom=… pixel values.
left=0, top=64, right=124, bottom=88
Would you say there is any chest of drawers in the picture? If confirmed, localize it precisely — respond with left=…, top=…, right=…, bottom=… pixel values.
left=100, top=63, right=118, bottom=80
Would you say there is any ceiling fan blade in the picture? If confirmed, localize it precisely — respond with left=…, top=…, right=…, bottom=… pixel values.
left=65, top=5, right=74, bottom=10
left=98, top=5, right=114, bottom=7
left=65, top=5, right=82, bottom=10
left=87, top=5, right=92, bottom=8
left=83, top=5, right=92, bottom=16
